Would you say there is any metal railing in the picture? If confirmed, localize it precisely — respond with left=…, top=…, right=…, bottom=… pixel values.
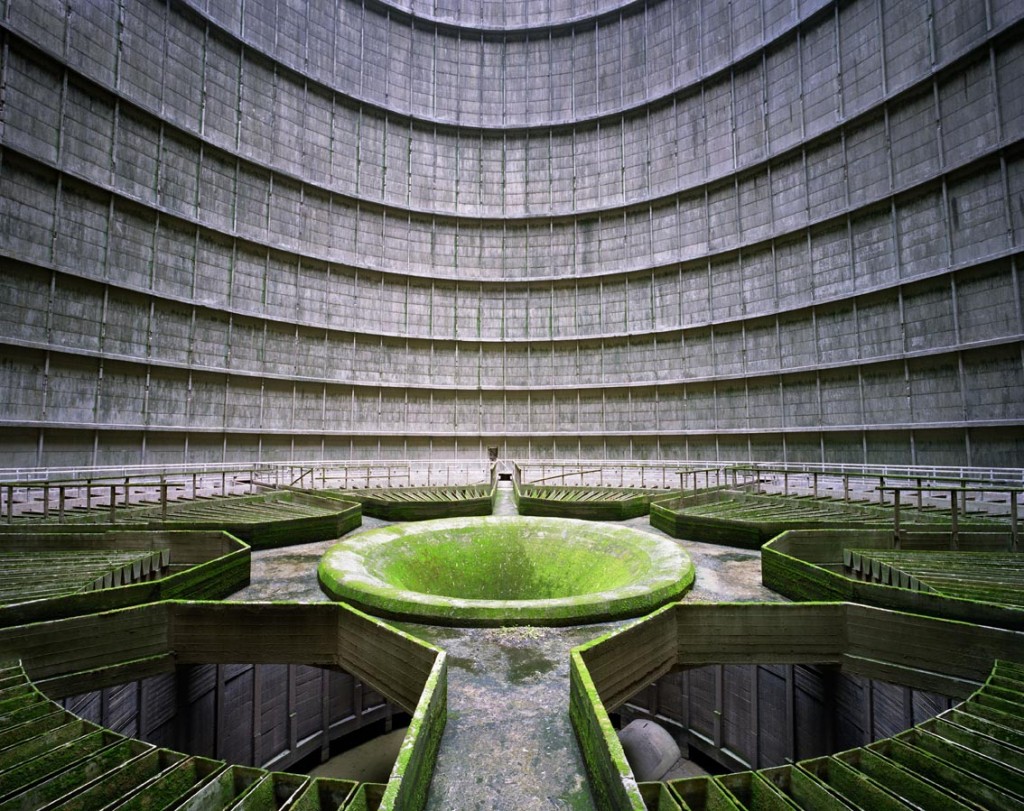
left=2, top=458, right=1022, bottom=523
left=0, top=459, right=495, bottom=522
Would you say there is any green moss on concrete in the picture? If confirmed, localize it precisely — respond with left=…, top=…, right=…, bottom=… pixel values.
left=0, top=609, right=445, bottom=811
left=114, top=756, right=226, bottom=811
left=0, top=531, right=250, bottom=628
left=652, top=490, right=1008, bottom=549
left=638, top=782, right=683, bottom=811
left=287, top=777, right=358, bottom=811
left=346, top=783, right=387, bottom=811
left=341, top=485, right=494, bottom=521
left=763, top=530, right=1024, bottom=631
left=318, top=517, right=694, bottom=626
left=572, top=591, right=1024, bottom=811
left=569, top=648, right=646, bottom=811
left=515, top=484, right=669, bottom=521
left=131, top=491, right=362, bottom=549
left=379, top=652, right=446, bottom=811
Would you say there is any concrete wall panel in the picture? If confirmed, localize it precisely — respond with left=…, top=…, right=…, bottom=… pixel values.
left=0, top=0, right=1020, bottom=466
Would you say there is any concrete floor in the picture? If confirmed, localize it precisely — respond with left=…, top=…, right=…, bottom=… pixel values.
left=228, top=484, right=780, bottom=807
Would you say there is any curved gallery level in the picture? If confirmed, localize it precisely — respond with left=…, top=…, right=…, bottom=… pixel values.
left=0, top=0, right=1021, bottom=468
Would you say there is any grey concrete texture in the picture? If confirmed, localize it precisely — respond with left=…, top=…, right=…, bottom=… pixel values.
left=0, top=0, right=1021, bottom=469
left=617, top=719, right=682, bottom=781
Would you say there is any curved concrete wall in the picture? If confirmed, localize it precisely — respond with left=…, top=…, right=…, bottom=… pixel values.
left=0, top=0, right=1021, bottom=467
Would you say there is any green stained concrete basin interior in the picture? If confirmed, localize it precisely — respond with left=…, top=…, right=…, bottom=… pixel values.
left=317, top=516, right=694, bottom=626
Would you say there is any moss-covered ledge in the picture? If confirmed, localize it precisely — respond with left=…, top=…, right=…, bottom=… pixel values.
left=318, top=516, right=694, bottom=626
left=0, top=530, right=250, bottom=627
left=570, top=607, right=677, bottom=811
left=762, top=529, right=1024, bottom=631
left=0, top=601, right=448, bottom=811
left=338, top=484, right=495, bottom=521
left=514, top=482, right=672, bottom=520
left=569, top=601, right=1024, bottom=810
left=651, top=490, right=1008, bottom=549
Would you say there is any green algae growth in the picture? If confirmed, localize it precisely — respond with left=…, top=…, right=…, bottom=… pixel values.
left=317, top=516, right=694, bottom=626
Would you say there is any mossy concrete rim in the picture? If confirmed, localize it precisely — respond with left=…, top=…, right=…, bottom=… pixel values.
left=317, top=516, right=694, bottom=627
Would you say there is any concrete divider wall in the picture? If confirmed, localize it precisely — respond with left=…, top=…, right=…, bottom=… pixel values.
left=0, top=603, right=175, bottom=696
left=570, top=601, right=1024, bottom=808
left=0, top=530, right=251, bottom=627
left=672, top=602, right=847, bottom=668
left=763, top=530, right=1024, bottom=631
left=0, top=600, right=446, bottom=809
left=580, top=605, right=678, bottom=711
left=571, top=647, right=647, bottom=811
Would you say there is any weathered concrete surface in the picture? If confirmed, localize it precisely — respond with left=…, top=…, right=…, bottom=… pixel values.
left=229, top=516, right=391, bottom=602
left=400, top=622, right=610, bottom=811
left=228, top=499, right=775, bottom=807
left=621, top=515, right=780, bottom=603
left=3, top=2, right=1022, bottom=469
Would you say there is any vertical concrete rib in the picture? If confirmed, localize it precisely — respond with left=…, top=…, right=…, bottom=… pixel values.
left=0, top=0, right=1020, bottom=466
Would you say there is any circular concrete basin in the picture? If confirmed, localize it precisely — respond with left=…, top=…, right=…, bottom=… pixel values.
left=317, top=516, right=694, bottom=626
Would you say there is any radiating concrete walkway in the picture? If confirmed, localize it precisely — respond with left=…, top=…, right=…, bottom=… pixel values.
left=405, top=479, right=601, bottom=810
left=492, top=479, right=518, bottom=515
left=410, top=622, right=604, bottom=811
left=232, top=482, right=777, bottom=808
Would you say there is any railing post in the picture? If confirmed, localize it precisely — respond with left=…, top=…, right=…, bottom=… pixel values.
left=5, top=485, right=12, bottom=523
left=843, top=473, right=849, bottom=502
left=892, top=489, right=901, bottom=549
left=109, top=485, right=117, bottom=522
left=161, top=477, right=168, bottom=521
left=949, top=489, right=959, bottom=550
left=1011, top=492, right=1019, bottom=553
left=58, top=486, right=65, bottom=523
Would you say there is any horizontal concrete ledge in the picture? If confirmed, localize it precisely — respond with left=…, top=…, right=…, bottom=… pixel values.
left=0, top=601, right=441, bottom=712
left=12, top=15, right=1018, bottom=225
left=1, top=420, right=1019, bottom=436
left=7, top=242, right=1022, bottom=344
left=366, top=0, right=654, bottom=35
left=579, top=602, right=1024, bottom=711
left=571, top=601, right=1024, bottom=809
left=5, top=331, right=1021, bottom=395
